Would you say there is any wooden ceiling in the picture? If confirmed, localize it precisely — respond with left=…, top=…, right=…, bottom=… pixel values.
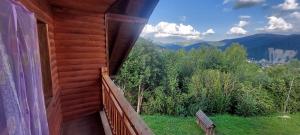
left=48, top=0, right=116, bottom=13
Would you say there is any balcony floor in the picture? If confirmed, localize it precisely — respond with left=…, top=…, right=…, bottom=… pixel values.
left=62, top=113, right=105, bottom=135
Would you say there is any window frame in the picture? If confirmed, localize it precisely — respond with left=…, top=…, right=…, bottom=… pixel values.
left=37, top=19, right=53, bottom=107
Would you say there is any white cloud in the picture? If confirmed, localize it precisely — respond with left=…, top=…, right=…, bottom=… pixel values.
left=238, top=20, right=249, bottom=27
left=141, top=24, right=156, bottom=36
left=141, top=22, right=203, bottom=43
left=240, top=15, right=251, bottom=19
left=141, top=22, right=216, bottom=43
left=278, top=0, right=299, bottom=10
left=290, top=11, right=300, bottom=19
left=227, top=27, right=248, bottom=35
left=265, top=16, right=293, bottom=31
left=256, top=16, right=293, bottom=32
left=203, top=29, right=215, bottom=36
left=227, top=20, right=249, bottom=35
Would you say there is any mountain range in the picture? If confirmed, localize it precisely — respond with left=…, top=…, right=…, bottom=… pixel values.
left=159, top=34, right=300, bottom=63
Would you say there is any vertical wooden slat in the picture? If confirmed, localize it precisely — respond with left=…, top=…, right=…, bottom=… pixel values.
left=100, top=67, right=153, bottom=135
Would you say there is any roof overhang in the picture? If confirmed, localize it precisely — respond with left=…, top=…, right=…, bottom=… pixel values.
left=106, top=0, right=159, bottom=75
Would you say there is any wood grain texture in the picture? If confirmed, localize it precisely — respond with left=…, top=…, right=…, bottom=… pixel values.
left=62, top=113, right=105, bottom=135
left=50, top=0, right=115, bottom=13
left=18, top=0, right=159, bottom=134
left=54, top=8, right=106, bottom=121
left=101, top=70, right=154, bottom=135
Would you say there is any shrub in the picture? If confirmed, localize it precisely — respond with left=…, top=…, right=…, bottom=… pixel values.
left=234, top=82, right=275, bottom=116
left=144, top=86, right=166, bottom=114
left=187, top=69, right=235, bottom=115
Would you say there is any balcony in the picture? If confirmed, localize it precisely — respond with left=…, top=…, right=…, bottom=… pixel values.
left=61, top=67, right=152, bottom=135
left=100, top=67, right=153, bottom=135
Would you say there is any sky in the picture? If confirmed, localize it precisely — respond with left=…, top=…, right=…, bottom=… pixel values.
left=140, top=0, right=300, bottom=43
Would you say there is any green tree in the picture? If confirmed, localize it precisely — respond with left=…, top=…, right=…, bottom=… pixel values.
left=116, top=38, right=163, bottom=114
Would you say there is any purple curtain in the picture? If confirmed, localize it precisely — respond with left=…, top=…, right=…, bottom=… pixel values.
left=0, top=0, right=49, bottom=135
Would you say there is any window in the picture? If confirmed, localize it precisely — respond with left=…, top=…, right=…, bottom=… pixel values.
left=37, top=20, right=52, bottom=107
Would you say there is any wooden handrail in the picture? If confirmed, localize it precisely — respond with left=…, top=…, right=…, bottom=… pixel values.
left=100, top=67, right=153, bottom=135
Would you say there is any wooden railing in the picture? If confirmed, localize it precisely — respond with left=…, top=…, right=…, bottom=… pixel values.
left=100, top=68, right=153, bottom=135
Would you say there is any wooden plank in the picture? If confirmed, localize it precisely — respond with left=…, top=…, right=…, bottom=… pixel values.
left=63, top=107, right=99, bottom=118
left=54, top=14, right=104, bottom=24
left=50, top=0, right=111, bottom=13
left=62, top=101, right=100, bottom=111
left=106, top=13, right=147, bottom=24
left=100, top=111, right=113, bottom=135
left=53, top=7, right=105, bottom=17
left=56, top=47, right=105, bottom=54
left=59, top=75, right=99, bottom=83
left=61, top=87, right=99, bottom=95
left=57, top=64, right=104, bottom=72
left=61, top=96, right=100, bottom=107
left=55, top=19, right=103, bottom=27
left=60, top=81, right=97, bottom=89
left=63, top=111, right=99, bottom=122
left=54, top=33, right=105, bottom=41
left=55, top=41, right=105, bottom=47
left=62, top=113, right=104, bottom=135
left=61, top=91, right=100, bottom=101
left=55, top=26, right=105, bottom=35
left=56, top=53, right=106, bottom=59
left=59, top=70, right=99, bottom=78
left=102, top=73, right=153, bottom=135
left=57, top=58, right=105, bottom=66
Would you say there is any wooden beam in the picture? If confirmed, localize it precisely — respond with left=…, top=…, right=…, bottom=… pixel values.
left=106, top=13, right=147, bottom=24
left=100, top=111, right=113, bottom=135
left=49, top=0, right=113, bottom=13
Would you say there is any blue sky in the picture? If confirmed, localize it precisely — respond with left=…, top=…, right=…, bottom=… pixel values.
left=141, top=0, right=300, bottom=43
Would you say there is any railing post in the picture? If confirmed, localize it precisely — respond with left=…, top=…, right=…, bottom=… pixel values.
left=101, top=67, right=109, bottom=75
left=100, top=67, right=109, bottom=110
left=100, top=67, right=153, bottom=135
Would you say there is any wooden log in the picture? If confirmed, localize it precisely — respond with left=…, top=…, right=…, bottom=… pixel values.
left=56, top=53, right=106, bottom=59
left=59, top=69, right=99, bottom=78
left=60, top=81, right=97, bottom=89
left=55, top=26, right=105, bottom=35
left=54, top=33, right=105, bottom=41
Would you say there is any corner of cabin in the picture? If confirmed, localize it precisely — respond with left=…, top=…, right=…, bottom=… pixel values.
left=14, top=0, right=158, bottom=135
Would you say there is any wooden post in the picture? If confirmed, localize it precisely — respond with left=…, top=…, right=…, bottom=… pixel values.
left=101, top=67, right=109, bottom=75
left=100, top=67, right=109, bottom=110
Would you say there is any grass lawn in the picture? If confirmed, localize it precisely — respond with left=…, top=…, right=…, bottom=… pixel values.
left=143, top=113, right=300, bottom=135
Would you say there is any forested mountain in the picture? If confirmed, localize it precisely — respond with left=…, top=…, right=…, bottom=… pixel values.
left=160, top=34, right=300, bottom=62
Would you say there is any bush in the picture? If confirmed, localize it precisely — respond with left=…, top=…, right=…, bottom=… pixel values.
left=187, top=69, right=235, bottom=115
left=118, top=39, right=300, bottom=117
left=234, top=82, right=275, bottom=116
left=144, top=86, right=166, bottom=114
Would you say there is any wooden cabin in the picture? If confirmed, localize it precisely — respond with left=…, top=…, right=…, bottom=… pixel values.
left=9, top=0, right=159, bottom=134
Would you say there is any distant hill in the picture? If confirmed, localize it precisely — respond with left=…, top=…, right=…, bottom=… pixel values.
left=159, top=34, right=300, bottom=62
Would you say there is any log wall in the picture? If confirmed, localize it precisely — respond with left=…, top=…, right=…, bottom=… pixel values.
left=19, top=0, right=108, bottom=132
left=53, top=8, right=106, bottom=121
